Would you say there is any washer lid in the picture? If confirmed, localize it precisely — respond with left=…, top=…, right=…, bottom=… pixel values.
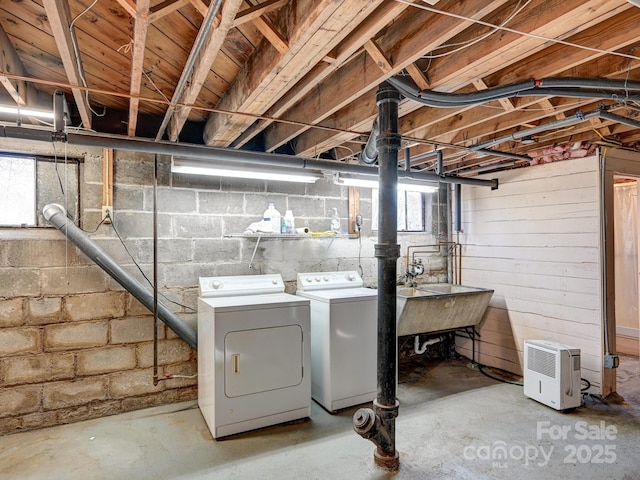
left=296, top=270, right=363, bottom=292
left=199, top=292, right=309, bottom=311
left=199, top=274, right=284, bottom=297
left=296, top=287, right=377, bottom=303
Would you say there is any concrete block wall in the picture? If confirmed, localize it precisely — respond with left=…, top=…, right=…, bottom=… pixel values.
left=0, top=139, right=445, bottom=435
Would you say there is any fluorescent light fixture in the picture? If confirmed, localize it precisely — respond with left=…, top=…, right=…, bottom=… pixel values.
left=335, top=174, right=438, bottom=193
left=171, top=156, right=322, bottom=184
left=0, top=105, right=55, bottom=119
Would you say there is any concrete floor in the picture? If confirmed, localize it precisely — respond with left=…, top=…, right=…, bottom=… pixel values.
left=1, top=357, right=639, bottom=480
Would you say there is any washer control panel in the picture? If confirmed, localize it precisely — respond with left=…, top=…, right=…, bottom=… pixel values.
left=296, top=271, right=363, bottom=291
left=199, top=274, right=284, bottom=297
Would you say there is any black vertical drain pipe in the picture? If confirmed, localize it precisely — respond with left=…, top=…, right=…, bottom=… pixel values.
left=353, top=82, right=401, bottom=470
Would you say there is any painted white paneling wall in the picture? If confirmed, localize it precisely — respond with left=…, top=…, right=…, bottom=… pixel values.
left=456, top=156, right=603, bottom=391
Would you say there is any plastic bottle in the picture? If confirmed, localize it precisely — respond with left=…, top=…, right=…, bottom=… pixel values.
left=263, top=202, right=281, bottom=234
left=282, top=209, right=295, bottom=234
left=330, top=207, right=340, bottom=233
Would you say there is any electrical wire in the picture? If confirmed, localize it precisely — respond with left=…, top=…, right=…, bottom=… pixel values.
left=69, top=0, right=106, bottom=119
left=396, top=0, right=640, bottom=63
left=108, top=212, right=196, bottom=312
left=421, top=0, right=532, bottom=60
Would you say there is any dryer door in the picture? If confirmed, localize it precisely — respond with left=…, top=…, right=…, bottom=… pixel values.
left=225, top=324, right=303, bottom=397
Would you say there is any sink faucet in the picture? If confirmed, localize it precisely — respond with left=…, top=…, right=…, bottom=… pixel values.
left=404, top=259, right=424, bottom=287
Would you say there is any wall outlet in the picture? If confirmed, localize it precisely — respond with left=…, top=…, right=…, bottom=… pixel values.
left=102, top=206, right=113, bottom=224
left=603, top=354, right=619, bottom=369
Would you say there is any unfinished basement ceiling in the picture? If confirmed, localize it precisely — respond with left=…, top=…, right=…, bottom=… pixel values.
left=1, top=0, right=640, bottom=176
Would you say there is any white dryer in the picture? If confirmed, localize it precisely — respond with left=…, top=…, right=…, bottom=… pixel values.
left=296, top=271, right=377, bottom=412
left=198, top=274, right=311, bottom=439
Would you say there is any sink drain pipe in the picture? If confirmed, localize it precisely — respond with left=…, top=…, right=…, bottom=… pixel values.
left=43, top=203, right=197, bottom=349
left=353, top=82, right=400, bottom=470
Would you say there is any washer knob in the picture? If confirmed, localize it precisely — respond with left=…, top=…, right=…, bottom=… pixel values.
left=347, top=273, right=356, bottom=281
left=272, top=279, right=279, bottom=285
left=212, top=280, right=222, bottom=289
left=306, top=277, right=313, bottom=283
left=323, top=276, right=329, bottom=282
left=315, top=277, right=321, bottom=282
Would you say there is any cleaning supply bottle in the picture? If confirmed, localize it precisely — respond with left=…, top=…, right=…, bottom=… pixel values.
left=282, top=209, right=295, bottom=234
left=330, top=207, right=340, bottom=233
left=263, top=202, right=281, bottom=234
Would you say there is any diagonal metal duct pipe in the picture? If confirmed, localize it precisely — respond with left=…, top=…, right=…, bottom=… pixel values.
left=353, top=82, right=401, bottom=471
left=43, top=203, right=197, bottom=349
left=0, top=125, right=498, bottom=188
left=154, top=0, right=224, bottom=141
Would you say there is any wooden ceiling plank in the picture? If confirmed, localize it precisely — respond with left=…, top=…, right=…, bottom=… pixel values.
left=232, top=0, right=410, bottom=148
left=127, top=0, right=151, bottom=137
left=233, top=0, right=289, bottom=27
left=149, top=0, right=192, bottom=23
left=203, top=0, right=386, bottom=147
left=167, top=0, right=245, bottom=141
left=42, top=0, right=92, bottom=128
left=263, top=0, right=511, bottom=154
left=114, top=0, right=136, bottom=18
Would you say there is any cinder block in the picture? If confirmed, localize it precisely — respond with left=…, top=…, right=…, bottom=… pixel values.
left=221, top=177, right=266, bottom=193
left=27, top=297, right=62, bottom=325
left=0, top=385, right=41, bottom=417
left=0, top=328, right=40, bottom=356
left=77, top=346, right=137, bottom=375
left=198, top=191, right=244, bottom=214
left=55, top=399, right=122, bottom=425
left=155, top=188, right=196, bottom=214
left=0, top=268, right=40, bottom=297
left=137, top=339, right=193, bottom=368
left=3, top=353, right=74, bottom=385
left=173, top=215, right=222, bottom=238
left=245, top=194, right=283, bottom=218
left=113, top=212, right=153, bottom=238
left=20, top=411, right=57, bottom=430
left=220, top=216, right=258, bottom=236
left=63, top=291, right=126, bottom=322
left=110, top=316, right=165, bottom=344
left=193, top=239, right=241, bottom=263
left=285, top=195, right=326, bottom=218
left=40, top=266, right=107, bottom=295
left=43, top=377, right=107, bottom=409
left=114, top=155, right=155, bottom=186
left=6, top=239, right=81, bottom=267
left=307, top=177, right=344, bottom=197
left=135, top=239, right=194, bottom=263
left=126, top=294, right=150, bottom=317
left=45, top=321, right=108, bottom=350
left=114, top=184, right=145, bottom=211
left=159, top=263, right=202, bottom=288
left=109, top=368, right=165, bottom=398
left=0, top=298, right=24, bottom=327
left=166, top=313, right=197, bottom=339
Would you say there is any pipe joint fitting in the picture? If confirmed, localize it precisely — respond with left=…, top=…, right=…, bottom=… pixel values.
left=374, top=243, right=400, bottom=260
left=352, top=400, right=400, bottom=470
left=376, top=82, right=401, bottom=106
left=376, top=133, right=402, bottom=152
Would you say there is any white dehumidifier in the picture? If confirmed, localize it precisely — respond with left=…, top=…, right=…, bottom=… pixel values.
left=523, top=340, right=581, bottom=410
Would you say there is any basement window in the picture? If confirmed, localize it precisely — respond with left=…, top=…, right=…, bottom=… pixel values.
left=0, top=154, right=81, bottom=227
left=372, top=189, right=432, bottom=232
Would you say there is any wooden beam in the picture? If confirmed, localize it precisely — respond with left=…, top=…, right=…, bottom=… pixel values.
left=405, top=63, right=430, bottom=90
left=42, top=0, right=92, bottom=128
left=190, top=0, right=209, bottom=17
left=253, top=17, right=289, bottom=54
left=149, top=0, right=191, bottom=23
left=127, top=0, right=151, bottom=137
left=473, top=79, right=515, bottom=111
left=363, top=39, right=393, bottom=73
left=0, top=23, right=27, bottom=106
left=204, top=0, right=386, bottom=147
left=167, top=0, right=244, bottom=141
left=265, top=0, right=510, bottom=155
left=114, top=0, right=136, bottom=17
left=232, top=0, right=409, bottom=148
left=233, top=0, right=288, bottom=27
left=589, top=117, right=613, bottom=136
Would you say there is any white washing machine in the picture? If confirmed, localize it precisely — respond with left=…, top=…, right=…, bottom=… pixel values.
left=198, top=274, right=311, bottom=439
left=296, top=271, right=377, bottom=412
